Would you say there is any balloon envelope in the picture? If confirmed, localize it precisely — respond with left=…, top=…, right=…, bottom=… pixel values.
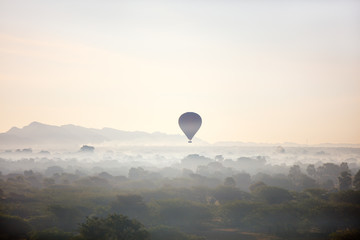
left=178, top=112, right=202, bottom=143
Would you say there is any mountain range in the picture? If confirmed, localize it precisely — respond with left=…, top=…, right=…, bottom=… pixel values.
left=1, top=122, right=358, bottom=149
left=0, top=122, right=207, bottom=148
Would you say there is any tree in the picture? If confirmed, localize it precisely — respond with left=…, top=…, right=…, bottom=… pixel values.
left=232, top=172, right=251, bottom=191
left=213, top=186, right=251, bottom=203
left=181, top=154, right=212, bottom=169
left=43, top=177, right=55, bottom=187
left=152, top=199, right=212, bottom=229
left=222, top=201, right=260, bottom=227
left=276, top=146, right=285, bottom=153
left=224, top=177, right=236, bottom=187
left=24, top=170, right=35, bottom=177
left=330, top=229, right=360, bottom=240
left=149, top=225, right=205, bottom=240
left=306, top=164, right=317, bottom=178
left=111, top=195, right=148, bottom=222
left=254, top=186, right=293, bottom=204
left=317, top=163, right=341, bottom=183
left=79, top=214, right=149, bottom=240
left=304, top=188, right=328, bottom=200
left=339, top=162, right=349, bottom=172
left=48, top=205, right=89, bottom=231
left=0, top=214, right=32, bottom=240
left=289, top=165, right=302, bottom=182
left=338, top=171, right=352, bottom=191
left=128, top=167, right=147, bottom=180
left=249, top=181, right=266, bottom=193
left=322, top=179, right=335, bottom=190
left=80, top=145, right=94, bottom=152
left=298, top=174, right=317, bottom=190
left=353, top=170, right=360, bottom=190
left=45, top=166, right=64, bottom=177
left=242, top=204, right=301, bottom=234
left=331, top=190, right=360, bottom=204
left=30, top=228, right=73, bottom=240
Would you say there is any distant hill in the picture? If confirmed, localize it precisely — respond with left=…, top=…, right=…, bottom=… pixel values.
left=0, top=122, right=207, bottom=148
left=1, top=122, right=358, bottom=149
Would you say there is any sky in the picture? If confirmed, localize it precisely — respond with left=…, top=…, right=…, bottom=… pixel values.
left=0, top=0, right=360, bottom=144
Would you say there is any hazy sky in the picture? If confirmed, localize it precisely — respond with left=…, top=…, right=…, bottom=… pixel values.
left=1, top=0, right=359, bottom=144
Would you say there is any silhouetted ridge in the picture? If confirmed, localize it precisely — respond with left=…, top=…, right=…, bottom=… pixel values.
left=0, top=122, right=207, bottom=147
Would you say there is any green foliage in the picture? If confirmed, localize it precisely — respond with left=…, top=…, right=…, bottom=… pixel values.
left=329, top=229, right=360, bottom=240
left=1, top=169, right=360, bottom=240
left=288, top=165, right=302, bottom=181
left=148, top=225, right=205, bottom=240
left=141, top=187, right=211, bottom=204
left=74, top=176, right=110, bottom=188
left=304, top=200, right=360, bottom=233
left=48, top=204, right=91, bottom=231
left=79, top=214, right=150, bottom=240
left=28, top=215, right=57, bottom=231
left=30, top=228, right=73, bottom=240
left=254, top=186, right=293, bottom=204
left=111, top=194, right=148, bottom=222
left=242, top=204, right=303, bottom=236
left=0, top=214, right=32, bottom=239
left=221, top=201, right=261, bottom=227
left=212, top=186, right=251, bottom=203
left=43, top=177, right=55, bottom=187
left=338, top=171, right=352, bottom=191
left=303, top=188, right=328, bottom=200
left=306, top=164, right=317, bottom=177
left=331, top=190, right=360, bottom=204
left=150, top=199, right=211, bottom=229
left=223, top=177, right=236, bottom=187
left=232, top=172, right=251, bottom=191
left=249, top=181, right=266, bottom=193
left=353, top=170, right=360, bottom=190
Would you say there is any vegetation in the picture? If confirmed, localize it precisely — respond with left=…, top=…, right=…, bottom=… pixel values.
left=1, top=157, right=360, bottom=240
left=79, top=214, right=149, bottom=240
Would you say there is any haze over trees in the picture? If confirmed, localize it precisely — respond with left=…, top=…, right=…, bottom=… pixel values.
left=1, top=143, right=360, bottom=240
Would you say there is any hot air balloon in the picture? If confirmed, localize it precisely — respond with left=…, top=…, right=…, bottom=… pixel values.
left=178, top=112, right=202, bottom=143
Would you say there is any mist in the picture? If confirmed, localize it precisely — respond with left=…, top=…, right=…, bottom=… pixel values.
left=1, top=123, right=360, bottom=239
left=1, top=0, right=360, bottom=239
